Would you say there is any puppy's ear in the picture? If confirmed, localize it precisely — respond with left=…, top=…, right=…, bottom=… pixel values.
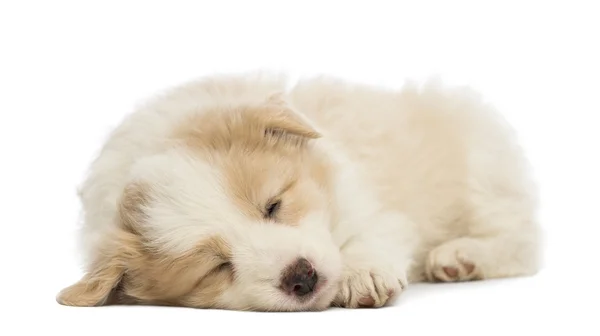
left=57, top=263, right=123, bottom=306
left=260, top=92, right=321, bottom=140
left=56, top=231, right=137, bottom=306
left=57, top=184, right=146, bottom=307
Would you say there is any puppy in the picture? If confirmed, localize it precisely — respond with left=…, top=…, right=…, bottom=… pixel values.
left=57, top=73, right=541, bottom=311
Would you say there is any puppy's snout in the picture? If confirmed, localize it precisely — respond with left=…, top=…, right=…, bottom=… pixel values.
left=280, top=258, right=318, bottom=297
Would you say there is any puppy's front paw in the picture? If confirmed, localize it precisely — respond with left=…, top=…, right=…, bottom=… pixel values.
left=332, top=267, right=405, bottom=308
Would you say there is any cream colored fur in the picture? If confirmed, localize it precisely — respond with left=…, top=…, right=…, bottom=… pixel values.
left=57, top=72, right=541, bottom=311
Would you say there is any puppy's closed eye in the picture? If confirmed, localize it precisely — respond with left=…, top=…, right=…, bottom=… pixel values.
left=203, top=261, right=234, bottom=281
left=217, top=261, right=233, bottom=272
left=264, top=200, right=281, bottom=219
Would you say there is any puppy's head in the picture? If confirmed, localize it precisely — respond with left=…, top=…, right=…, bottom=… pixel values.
left=57, top=94, right=343, bottom=311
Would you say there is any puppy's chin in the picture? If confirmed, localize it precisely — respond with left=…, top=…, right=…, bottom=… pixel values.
left=277, top=278, right=339, bottom=312
left=247, top=278, right=340, bottom=312
left=301, top=280, right=341, bottom=312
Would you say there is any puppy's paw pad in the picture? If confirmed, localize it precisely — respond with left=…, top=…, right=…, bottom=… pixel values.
left=427, top=244, right=479, bottom=282
left=462, top=261, right=476, bottom=275
left=442, top=266, right=459, bottom=279
left=358, top=296, right=375, bottom=308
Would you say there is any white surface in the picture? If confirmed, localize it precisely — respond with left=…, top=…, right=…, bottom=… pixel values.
left=1, top=1, right=598, bottom=335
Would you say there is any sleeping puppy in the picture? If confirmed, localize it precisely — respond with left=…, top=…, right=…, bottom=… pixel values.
left=57, top=73, right=541, bottom=311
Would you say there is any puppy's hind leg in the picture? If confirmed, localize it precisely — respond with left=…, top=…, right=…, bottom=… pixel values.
left=425, top=207, right=542, bottom=282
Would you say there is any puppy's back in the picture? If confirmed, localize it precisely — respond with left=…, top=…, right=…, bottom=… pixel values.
left=288, top=77, right=537, bottom=253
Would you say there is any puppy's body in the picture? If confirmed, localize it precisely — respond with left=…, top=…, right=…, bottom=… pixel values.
left=290, top=78, right=541, bottom=282
left=58, top=73, right=541, bottom=311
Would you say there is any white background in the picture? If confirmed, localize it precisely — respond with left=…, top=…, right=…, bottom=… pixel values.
left=1, top=1, right=598, bottom=335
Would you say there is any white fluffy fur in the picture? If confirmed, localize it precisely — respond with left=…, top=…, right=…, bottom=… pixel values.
left=68, top=72, right=541, bottom=311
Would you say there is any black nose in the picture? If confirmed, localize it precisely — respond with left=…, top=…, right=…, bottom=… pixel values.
left=280, top=258, right=318, bottom=297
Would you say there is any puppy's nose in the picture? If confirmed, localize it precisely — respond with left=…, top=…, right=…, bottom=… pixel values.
left=280, top=258, right=318, bottom=297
